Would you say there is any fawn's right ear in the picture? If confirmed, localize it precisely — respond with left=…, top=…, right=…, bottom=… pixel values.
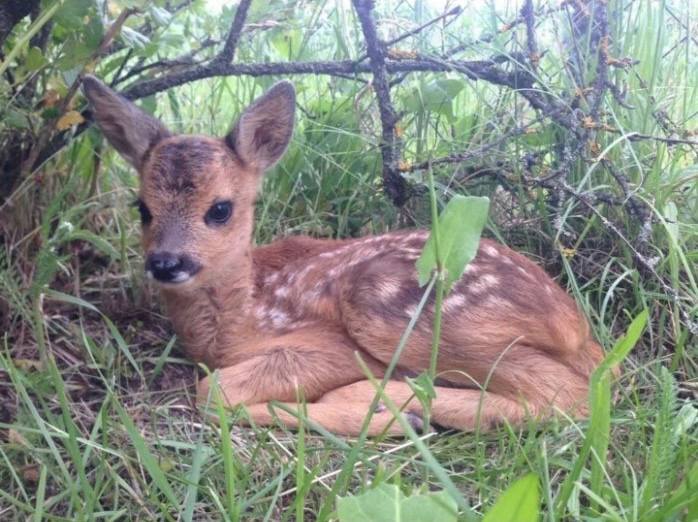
left=225, top=81, right=296, bottom=172
left=82, top=75, right=170, bottom=170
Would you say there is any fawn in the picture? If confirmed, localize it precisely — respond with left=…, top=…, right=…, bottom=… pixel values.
left=83, top=76, right=605, bottom=436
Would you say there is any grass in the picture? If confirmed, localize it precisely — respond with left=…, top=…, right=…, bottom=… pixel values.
left=1, top=0, right=697, bottom=520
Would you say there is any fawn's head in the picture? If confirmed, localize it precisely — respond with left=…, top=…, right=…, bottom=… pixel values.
left=83, top=76, right=295, bottom=290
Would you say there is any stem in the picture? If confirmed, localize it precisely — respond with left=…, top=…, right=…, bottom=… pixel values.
left=426, top=164, right=444, bottom=380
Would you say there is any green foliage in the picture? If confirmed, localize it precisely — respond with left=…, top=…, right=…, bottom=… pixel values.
left=556, top=310, right=649, bottom=517
left=482, top=474, right=540, bottom=522
left=416, top=195, right=490, bottom=291
left=337, top=483, right=457, bottom=522
left=402, top=78, right=466, bottom=122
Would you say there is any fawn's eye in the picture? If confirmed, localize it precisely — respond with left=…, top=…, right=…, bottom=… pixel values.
left=205, top=200, right=233, bottom=226
left=137, top=199, right=152, bottom=225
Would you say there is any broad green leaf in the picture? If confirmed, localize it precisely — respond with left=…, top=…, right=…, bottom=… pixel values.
left=4, top=109, right=31, bottom=129
left=337, top=483, right=457, bottom=522
left=482, top=474, right=540, bottom=522
left=54, top=0, right=95, bottom=29
left=121, top=26, right=151, bottom=49
left=149, top=5, right=172, bottom=25
left=26, top=47, right=47, bottom=70
left=403, top=79, right=465, bottom=120
left=417, top=195, right=490, bottom=292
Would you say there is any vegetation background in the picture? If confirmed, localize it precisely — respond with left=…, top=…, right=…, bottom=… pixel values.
left=0, top=0, right=696, bottom=519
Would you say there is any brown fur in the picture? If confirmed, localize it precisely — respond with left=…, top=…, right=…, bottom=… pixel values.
left=83, top=76, right=606, bottom=436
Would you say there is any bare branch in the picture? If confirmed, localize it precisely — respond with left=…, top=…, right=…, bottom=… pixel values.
left=356, top=5, right=462, bottom=63
left=215, top=0, right=252, bottom=64
left=351, top=0, right=408, bottom=206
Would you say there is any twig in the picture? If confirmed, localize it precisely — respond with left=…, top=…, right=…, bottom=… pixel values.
left=214, top=0, right=252, bottom=64
left=355, top=5, right=462, bottom=63
left=353, top=0, right=406, bottom=205
left=521, top=0, right=539, bottom=70
left=119, top=57, right=532, bottom=99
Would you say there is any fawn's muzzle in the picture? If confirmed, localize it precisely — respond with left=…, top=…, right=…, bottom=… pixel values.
left=145, top=252, right=201, bottom=283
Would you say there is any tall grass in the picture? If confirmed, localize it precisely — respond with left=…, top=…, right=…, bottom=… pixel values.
left=1, top=0, right=696, bottom=520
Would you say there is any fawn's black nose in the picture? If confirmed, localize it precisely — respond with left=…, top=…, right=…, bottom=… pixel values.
left=145, top=252, right=185, bottom=282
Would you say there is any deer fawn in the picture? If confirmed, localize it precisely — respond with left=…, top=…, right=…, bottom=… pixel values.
left=83, top=76, right=605, bottom=436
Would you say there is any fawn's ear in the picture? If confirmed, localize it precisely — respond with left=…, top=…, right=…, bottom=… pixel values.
left=82, top=75, right=170, bottom=170
left=225, top=81, right=295, bottom=172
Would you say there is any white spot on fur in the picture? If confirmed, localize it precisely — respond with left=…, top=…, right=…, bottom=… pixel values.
left=303, top=287, right=322, bottom=304
left=517, top=266, right=528, bottom=276
left=483, top=244, right=499, bottom=257
left=465, top=263, right=479, bottom=275
left=274, top=286, right=290, bottom=299
left=443, top=293, right=466, bottom=312
left=378, top=279, right=402, bottom=300
left=469, top=273, right=500, bottom=294
left=269, top=308, right=290, bottom=328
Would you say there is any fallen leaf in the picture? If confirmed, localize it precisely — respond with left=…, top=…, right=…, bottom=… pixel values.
left=8, top=428, right=30, bottom=447
left=56, top=110, right=85, bottom=130
left=21, top=464, right=40, bottom=483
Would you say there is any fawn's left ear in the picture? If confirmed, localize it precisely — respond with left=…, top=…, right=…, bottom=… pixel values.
left=82, top=75, right=171, bottom=170
left=225, top=81, right=295, bottom=172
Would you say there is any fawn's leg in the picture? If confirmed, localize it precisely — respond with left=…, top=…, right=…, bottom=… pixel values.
left=196, top=326, right=386, bottom=409
left=243, top=378, right=540, bottom=436
left=243, top=400, right=425, bottom=437
left=318, top=380, right=544, bottom=432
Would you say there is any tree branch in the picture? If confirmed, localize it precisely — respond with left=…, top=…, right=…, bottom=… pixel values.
left=352, top=0, right=407, bottom=206
left=214, top=0, right=252, bottom=64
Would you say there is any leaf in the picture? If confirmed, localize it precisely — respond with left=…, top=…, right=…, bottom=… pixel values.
left=482, top=474, right=540, bottom=522
left=149, top=5, right=172, bottom=26
left=4, top=109, right=31, bottom=129
left=26, top=46, right=47, bottom=70
left=337, top=483, right=457, bottom=522
left=417, top=195, right=490, bottom=292
left=120, top=26, right=151, bottom=49
left=56, top=110, right=85, bottom=130
left=406, top=372, right=436, bottom=418
left=403, top=79, right=465, bottom=120
left=54, top=0, right=95, bottom=29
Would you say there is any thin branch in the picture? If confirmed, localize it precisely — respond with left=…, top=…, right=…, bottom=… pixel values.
left=214, top=0, right=252, bottom=64
left=355, top=5, right=462, bottom=63
left=352, top=0, right=408, bottom=206
left=521, top=0, right=539, bottom=69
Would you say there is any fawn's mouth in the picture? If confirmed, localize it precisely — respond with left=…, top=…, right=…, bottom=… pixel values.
left=145, top=259, right=202, bottom=285
left=146, top=269, right=198, bottom=285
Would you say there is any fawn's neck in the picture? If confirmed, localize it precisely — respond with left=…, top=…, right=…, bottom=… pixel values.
left=161, top=249, right=257, bottom=368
